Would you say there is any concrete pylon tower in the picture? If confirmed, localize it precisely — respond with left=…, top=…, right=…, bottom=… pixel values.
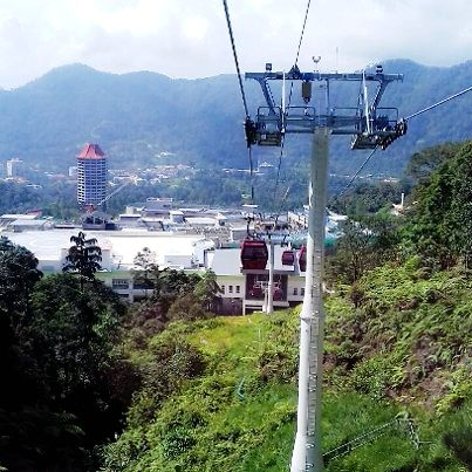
left=76, top=143, right=107, bottom=208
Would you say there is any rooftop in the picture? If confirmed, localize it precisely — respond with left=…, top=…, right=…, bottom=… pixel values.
left=5, top=229, right=209, bottom=270
left=1, top=214, right=39, bottom=220
left=77, top=143, right=105, bottom=159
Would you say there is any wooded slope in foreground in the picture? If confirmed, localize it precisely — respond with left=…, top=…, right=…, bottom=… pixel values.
left=102, top=263, right=472, bottom=471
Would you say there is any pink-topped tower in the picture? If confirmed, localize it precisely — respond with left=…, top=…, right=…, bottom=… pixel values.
left=76, top=143, right=107, bottom=208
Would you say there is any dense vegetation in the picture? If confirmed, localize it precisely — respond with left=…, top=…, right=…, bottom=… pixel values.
left=3, top=139, right=472, bottom=471
left=0, top=180, right=77, bottom=219
left=0, top=234, right=220, bottom=471
left=98, top=139, right=472, bottom=470
left=98, top=264, right=472, bottom=471
left=0, top=164, right=335, bottom=217
left=0, top=236, right=131, bottom=471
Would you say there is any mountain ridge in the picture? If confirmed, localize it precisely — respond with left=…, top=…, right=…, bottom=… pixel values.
left=1, top=60, right=472, bottom=175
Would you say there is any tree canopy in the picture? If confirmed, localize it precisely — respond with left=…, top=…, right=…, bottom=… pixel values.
left=0, top=236, right=134, bottom=472
left=405, top=141, right=472, bottom=269
left=63, top=231, right=102, bottom=289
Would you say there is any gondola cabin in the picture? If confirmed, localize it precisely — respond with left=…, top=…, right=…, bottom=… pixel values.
left=281, top=249, right=295, bottom=266
left=273, top=286, right=283, bottom=301
left=298, top=246, right=307, bottom=272
left=240, top=239, right=268, bottom=270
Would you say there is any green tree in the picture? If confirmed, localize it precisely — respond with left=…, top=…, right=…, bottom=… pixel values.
left=326, top=213, right=401, bottom=284
left=27, top=274, right=134, bottom=467
left=159, top=268, right=200, bottom=298
left=63, top=231, right=102, bottom=289
left=160, top=270, right=221, bottom=323
left=404, top=141, right=472, bottom=270
left=0, top=236, right=136, bottom=472
left=132, top=247, right=159, bottom=294
left=405, top=142, right=463, bottom=185
left=329, top=180, right=405, bottom=217
left=0, top=237, right=44, bottom=416
left=0, top=236, right=42, bottom=321
left=166, top=292, right=210, bottom=322
left=193, top=269, right=222, bottom=312
left=128, top=269, right=206, bottom=343
left=0, top=241, right=89, bottom=471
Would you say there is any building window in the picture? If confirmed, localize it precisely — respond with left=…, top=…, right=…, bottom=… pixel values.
left=221, top=285, right=225, bottom=294
left=133, top=280, right=154, bottom=290
left=236, top=285, right=240, bottom=294
left=293, top=287, right=298, bottom=296
left=229, top=285, right=233, bottom=294
left=301, top=287, right=305, bottom=296
left=112, top=278, right=129, bottom=289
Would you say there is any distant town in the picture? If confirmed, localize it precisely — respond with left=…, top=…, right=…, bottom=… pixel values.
left=1, top=142, right=339, bottom=315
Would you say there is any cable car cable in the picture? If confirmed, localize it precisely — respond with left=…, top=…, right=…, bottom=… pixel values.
left=248, top=146, right=255, bottom=203
left=222, top=0, right=250, bottom=118
left=294, top=0, right=312, bottom=68
left=287, top=0, right=312, bottom=107
left=273, top=144, right=285, bottom=203
left=405, top=84, right=472, bottom=121
left=222, top=0, right=257, bottom=204
left=339, top=83, right=472, bottom=197
left=338, top=146, right=379, bottom=196
left=273, top=0, right=312, bottom=210
left=336, top=83, right=472, bottom=198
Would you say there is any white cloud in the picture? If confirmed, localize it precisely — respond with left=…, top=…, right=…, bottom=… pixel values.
left=181, top=15, right=210, bottom=42
left=0, top=0, right=470, bottom=88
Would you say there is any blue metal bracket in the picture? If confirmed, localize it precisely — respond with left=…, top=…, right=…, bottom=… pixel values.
left=245, top=66, right=406, bottom=149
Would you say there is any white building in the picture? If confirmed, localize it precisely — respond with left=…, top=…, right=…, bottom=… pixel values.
left=6, top=158, right=23, bottom=178
left=207, top=246, right=306, bottom=315
left=4, top=228, right=212, bottom=302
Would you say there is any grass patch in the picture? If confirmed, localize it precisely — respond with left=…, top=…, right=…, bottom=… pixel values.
left=102, top=265, right=472, bottom=471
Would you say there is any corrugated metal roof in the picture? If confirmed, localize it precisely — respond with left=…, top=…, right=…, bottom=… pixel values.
left=11, top=219, right=49, bottom=227
left=1, top=214, right=39, bottom=220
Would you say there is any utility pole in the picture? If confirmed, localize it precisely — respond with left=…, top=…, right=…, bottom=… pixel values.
left=245, top=64, right=405, bottom=472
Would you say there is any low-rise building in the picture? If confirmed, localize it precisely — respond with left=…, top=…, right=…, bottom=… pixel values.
left=207, top=246, right=305, bottom=315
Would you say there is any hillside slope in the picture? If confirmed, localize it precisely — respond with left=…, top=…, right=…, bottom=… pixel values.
left=101, top=260, right=472, bottom=471
left=2, top=60, right=472, bottom=176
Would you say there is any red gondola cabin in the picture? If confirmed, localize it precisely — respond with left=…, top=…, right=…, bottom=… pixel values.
left=281, top=249, right=295, bottom=266
left=240, top=239, right=268, bottom=270
left=273, top=286, right=283, bottom=301
left=298, top=246, right=307, bottom=272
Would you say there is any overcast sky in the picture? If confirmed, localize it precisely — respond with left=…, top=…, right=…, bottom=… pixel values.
left=0, top=0, right=471, bottom=89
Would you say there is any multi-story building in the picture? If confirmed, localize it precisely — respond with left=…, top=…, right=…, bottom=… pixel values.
left=6, top=158, right=23, bottom=178
left=76, top=143, right=107, bottom=208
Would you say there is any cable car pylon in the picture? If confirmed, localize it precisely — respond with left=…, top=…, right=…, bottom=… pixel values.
left=245, top=64, right=406, bottom=472
left=291, top=127, right=329, bottom=471
left=223, top=1, right=472, bottom=464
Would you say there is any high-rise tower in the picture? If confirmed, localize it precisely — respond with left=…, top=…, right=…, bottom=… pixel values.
left=6, top=157, right=24, bottom=177
left=76, top=143, right=107, bottom=208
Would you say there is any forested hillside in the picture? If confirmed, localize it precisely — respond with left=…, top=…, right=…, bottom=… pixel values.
left=100, top=268, right=472, bottom=471
left=2, top=140, right=472, bottom=471
left=98, top=140, right=472, bottom=471
left=2, top=60, right=472, bottom=176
